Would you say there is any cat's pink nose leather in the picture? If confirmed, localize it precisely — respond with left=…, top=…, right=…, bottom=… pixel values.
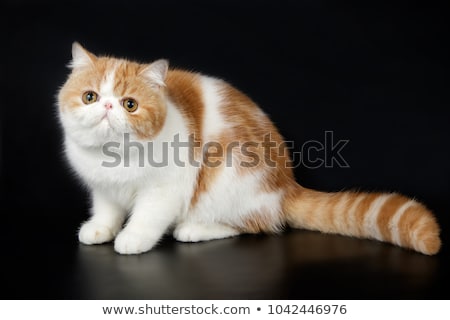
left=104, top=102, right=113, bottom=109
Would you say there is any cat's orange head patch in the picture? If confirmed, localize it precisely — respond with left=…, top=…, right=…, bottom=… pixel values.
left=58, top=42, right=168, bottom=146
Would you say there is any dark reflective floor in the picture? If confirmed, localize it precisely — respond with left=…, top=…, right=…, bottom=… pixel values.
left=2, top=0, right=449, bottom=301
left=3, top=218, right=448, bottom=299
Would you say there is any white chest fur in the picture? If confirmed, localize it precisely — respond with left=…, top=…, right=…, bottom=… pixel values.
left=64, top=100, right=198, bottom=211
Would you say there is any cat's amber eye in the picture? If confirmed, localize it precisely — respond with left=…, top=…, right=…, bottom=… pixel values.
left=82, top=91, right=98, bottom=105
left=122, top=98, right=138, bottom=112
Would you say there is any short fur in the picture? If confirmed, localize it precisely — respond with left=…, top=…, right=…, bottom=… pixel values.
left=58, top=42, right=441, bottom=255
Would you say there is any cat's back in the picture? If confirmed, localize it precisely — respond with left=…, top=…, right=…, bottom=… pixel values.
left=165, top=69, right=205, bottom=111
left=165, top=68, right=276, bottom=141
left=165, top=68, right=255, bottom=112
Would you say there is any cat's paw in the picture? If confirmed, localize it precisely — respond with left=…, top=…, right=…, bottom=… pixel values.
left=173, top=222, right=239, bottom=242
left=173, top=224, right=205, bottom=242
left=78, top=221, right=115, bottom=245
left=114, top=231, right=156, bottom=255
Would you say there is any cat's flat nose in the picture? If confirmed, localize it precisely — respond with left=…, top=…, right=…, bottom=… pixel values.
left=104, top=102, right=113, bottom=109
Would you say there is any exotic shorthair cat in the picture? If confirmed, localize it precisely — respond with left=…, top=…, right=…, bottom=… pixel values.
left=58, top=42, right=441, bottom=255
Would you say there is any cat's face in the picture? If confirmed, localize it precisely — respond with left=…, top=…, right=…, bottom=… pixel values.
left=58, top=42, right=168, bottom=147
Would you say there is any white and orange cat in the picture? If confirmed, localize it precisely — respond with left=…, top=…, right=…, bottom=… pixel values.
left=58, top=42, right=441, bottom=255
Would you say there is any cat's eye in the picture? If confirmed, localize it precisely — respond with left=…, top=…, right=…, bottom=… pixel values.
left=122, top=98, right=138, bottom=112
left=82, top=91, right=98, bottom=104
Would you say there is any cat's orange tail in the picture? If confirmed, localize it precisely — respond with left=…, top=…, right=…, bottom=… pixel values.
left=283, top=186, right=441, bottom=255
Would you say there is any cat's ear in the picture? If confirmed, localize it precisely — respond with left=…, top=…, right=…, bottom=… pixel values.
left=70, top=42, right=97, bottom=69
left=140, top=59, right=169, bottom=89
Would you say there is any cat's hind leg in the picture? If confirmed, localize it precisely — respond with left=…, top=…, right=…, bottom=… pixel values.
left=173, top=222, right=240, bottom=242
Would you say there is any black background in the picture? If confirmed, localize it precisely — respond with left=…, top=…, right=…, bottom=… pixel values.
left=1, top=0, right=449, bottom=299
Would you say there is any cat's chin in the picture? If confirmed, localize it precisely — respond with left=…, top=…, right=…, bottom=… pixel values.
left=66, top=127, right=123, bottom=149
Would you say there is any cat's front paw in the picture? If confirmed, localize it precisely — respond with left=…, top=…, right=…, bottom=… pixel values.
left=114, top=231, right=156, bottom=255
left=78, top=221, right=115, bottom=245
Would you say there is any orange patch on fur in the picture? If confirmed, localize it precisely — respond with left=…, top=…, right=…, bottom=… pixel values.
left=113, top=61, right=167, bottom=139
left=218, top=83, right=295, bottom=190
left=166, top=70, right=204, bottom=137
left=376, top=194, right=406, bottom=242
left=337, top=192, right=360, bottom=235
left=163, top=70, right=210, bottom=208
left=398, top=206, right=424, bottom=249
left=238, top=209, right=283, bottom=234
left=414, top=216, right=441, bottom=255
left=190, top=160, right=224, bottom=208
left=322, top=193, right=343, bottom=232
left=352, top=193, right=381, bottom=237
left=397, top=203, right=441, bottom=254
left=283, top=188, right=324, bottom=230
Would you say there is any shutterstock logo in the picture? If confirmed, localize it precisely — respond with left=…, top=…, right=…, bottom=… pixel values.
left=291, top=131, right=350, bottom=169
left=101, top=131, right=350, bottom=169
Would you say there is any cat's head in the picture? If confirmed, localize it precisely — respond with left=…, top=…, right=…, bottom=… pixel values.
left=58, top=42, right=168, bottom=147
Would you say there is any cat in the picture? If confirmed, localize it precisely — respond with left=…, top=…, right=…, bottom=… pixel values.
left=58, top=42, right=441, bottom=255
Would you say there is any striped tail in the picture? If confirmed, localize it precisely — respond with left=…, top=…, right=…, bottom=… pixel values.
left=283, top=186, right=441, bottom=255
